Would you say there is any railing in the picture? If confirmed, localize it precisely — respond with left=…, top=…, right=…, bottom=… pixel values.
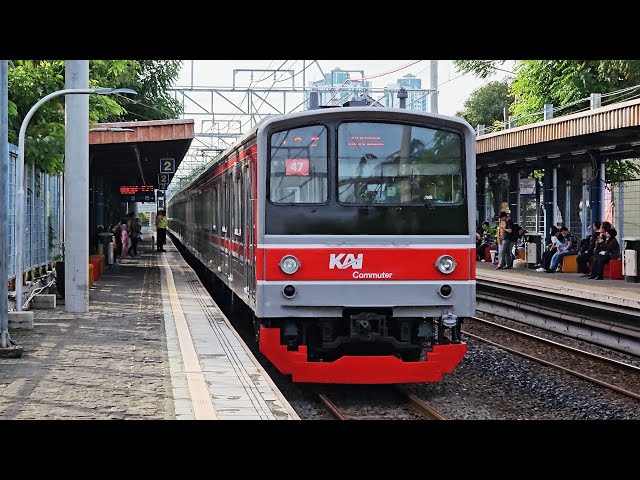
left=6, top=143, right=62, bottom=280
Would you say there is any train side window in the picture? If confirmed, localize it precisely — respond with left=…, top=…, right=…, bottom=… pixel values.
left=269, top=124, right=328, bottom=204
left=234, top=174, right=242, bottom=236
left=212, top=186, right=218, bottom=231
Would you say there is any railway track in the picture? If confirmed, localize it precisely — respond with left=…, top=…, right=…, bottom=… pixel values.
left=476, top=277, right=640, bottom=356
left=317, top=387, right=448, bottom=420
left=464, top=316, right=640, bottom=402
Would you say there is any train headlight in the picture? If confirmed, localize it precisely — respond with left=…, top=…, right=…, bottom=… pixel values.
left=279, top=255, right=300, bottom=275
left=435, top=255, right=457, bottom=274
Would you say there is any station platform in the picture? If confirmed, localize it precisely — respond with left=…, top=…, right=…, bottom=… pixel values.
left=476, top=260, right=640, bottom=309
left=0, top=238, right=299, bottom=420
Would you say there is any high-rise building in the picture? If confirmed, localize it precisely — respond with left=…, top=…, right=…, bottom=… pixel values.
left=306, top=67, right=372, bottom=108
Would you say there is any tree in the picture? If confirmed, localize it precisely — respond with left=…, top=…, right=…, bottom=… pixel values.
left=452, top=60, right=510, bottom=80
left=455, top=59, right=640, bottom=180
left=455, top=80, right=514, bottom=130
left=8, top=60, right=184, bottom=174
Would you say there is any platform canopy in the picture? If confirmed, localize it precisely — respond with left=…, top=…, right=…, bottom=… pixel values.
left=89, top=118, right=194, bottom=189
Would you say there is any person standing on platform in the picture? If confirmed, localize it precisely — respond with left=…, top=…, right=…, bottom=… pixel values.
left=120, top=217, right=130, bottom=258
left=130, top=217, right=141, bottom=256
left=156, top=209, right=168, bottom=252
left=497, top=211, right=514, bottom=270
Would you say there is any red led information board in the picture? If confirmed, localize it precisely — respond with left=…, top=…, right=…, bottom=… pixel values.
left=119, top=185, right=154, bottom=195
left=119, top=185, right=155, bottom=202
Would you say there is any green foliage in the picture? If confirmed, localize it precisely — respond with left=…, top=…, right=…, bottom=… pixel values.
left=457, top=59, right=640, bottom=181
left=8, top=60, right=184, bottom=174
left=453, top=60, right=508, bottom=80
left=455, top=80, right=514, bottom=129
left=606, top=158, right=640, bottom=184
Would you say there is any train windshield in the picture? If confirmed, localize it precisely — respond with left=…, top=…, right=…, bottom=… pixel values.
left=269, top=125, right=328, bottom=204
left=337, top=122, right=464, bottom=205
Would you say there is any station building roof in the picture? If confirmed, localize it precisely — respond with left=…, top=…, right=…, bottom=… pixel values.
left=89, top=118, right=194, bottom=189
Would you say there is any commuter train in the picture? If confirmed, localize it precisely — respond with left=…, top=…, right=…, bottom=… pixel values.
left=167, top=106, right=476, bottom=384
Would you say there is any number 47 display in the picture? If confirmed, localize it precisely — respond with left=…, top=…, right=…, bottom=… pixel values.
left=285, top=158, right=310, bottom=176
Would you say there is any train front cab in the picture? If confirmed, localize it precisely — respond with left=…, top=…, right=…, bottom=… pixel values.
left=254, top=109, right=475, bottom=384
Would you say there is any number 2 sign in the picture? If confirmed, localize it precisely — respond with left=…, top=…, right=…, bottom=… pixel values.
left=158, top=173, right=172, bottom=184
left=160, top=158, right=175, bottom=173
left=285, top=158, right=310, bottom=176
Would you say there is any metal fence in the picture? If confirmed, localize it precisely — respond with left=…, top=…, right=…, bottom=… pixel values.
left=6, top=143, right=62, bottom=280
left=608, top=178, right=640, bottom=240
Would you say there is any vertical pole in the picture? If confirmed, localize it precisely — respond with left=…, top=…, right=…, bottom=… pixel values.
left=30, top=161, right=35, bottom=269
left=509, top=168, right=519, bottom=223
left=429, top=60, right=438, bottom=114
left=565, top=180, right=571, bottom=232
left=619, top=182, right=625, bottom=240
left=516, top=171, right=521, bottom=224
left=0, top=60, right=10, bottom=346
left=484, top=175, right=490, bottom=222
left=581, top=166, right=587, bottom=237
left=44, top=172, right=49, bottom=266
left=590, top=156, right=602, bottom=224
left=58, top=174, right=64, bottom=256
left=477, top=173, right=486, bottom=224
left=552, top=167, right=558, bottom=226
left=535, top=177, right=541, bottom=233
left=543, top=159, right=554, bottom=244
left=64, top=60, right=90, bottom=313
left=600, top=160, right=606, bottom=223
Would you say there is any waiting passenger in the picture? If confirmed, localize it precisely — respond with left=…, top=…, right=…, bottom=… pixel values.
left=535, top=226, right=561, bottom=272
left=476, top=221, right=495, bottom=261
left=588, top=228, right=621, bottom=280
left=577, top=221, right=601, bottom=274
left=496, top=212, right=515, bottom=269
left=546, top=226, right=579, bottom=273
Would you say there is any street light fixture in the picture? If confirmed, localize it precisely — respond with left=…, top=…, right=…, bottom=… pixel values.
left=14, top=87, right=137, bottom=311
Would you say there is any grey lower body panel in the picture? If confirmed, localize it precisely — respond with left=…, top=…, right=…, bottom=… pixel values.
left=256, top=280, right=475, bottom=318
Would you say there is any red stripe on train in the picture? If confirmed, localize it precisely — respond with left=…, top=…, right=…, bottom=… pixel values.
left=257, top=247, right=475, bottom=281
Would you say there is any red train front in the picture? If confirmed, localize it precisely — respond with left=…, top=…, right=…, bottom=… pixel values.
left=169, top=107, right=476, bottom=384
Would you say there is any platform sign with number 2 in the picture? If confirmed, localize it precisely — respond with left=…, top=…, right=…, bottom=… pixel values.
left=160, top=158, right=175, bottom=173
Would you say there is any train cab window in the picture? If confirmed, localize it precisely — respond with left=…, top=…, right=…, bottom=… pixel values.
left=337, top=122, right=464, bottom=205
left=269, top=125, right=328, bottom=204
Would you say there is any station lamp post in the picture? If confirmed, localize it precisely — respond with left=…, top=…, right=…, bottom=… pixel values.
left=15, top=86, right=136, bottom=311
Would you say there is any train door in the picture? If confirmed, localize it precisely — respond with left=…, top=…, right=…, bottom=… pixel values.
left=243, top=161, right=255, bottom=304
left=211, top=185, right=218, bottom=273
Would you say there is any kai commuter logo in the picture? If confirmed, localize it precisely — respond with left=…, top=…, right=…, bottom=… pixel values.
left=329, top=253, right=363, bottom=270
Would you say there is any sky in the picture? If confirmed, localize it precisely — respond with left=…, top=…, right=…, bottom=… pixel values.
left=174, top=60, right=516, bottom=117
